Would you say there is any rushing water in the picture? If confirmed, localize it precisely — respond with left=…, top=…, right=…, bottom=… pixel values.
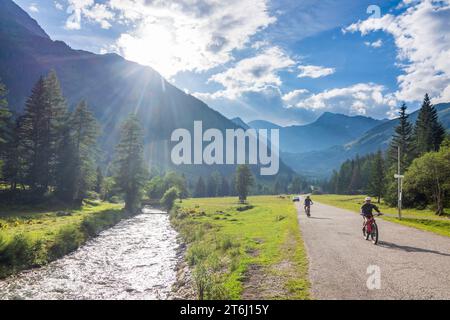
left=0, top=207, right=180, bottom=300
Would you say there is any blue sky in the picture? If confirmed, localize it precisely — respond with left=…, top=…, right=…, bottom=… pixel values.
left=15, top=0, right=450, bottom=125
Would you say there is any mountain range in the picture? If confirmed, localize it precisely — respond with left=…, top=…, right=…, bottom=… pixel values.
left=0, top=0, right=293, bottom=181
left=235, top=103, right=450, bottom=178
left=1, top=0, right=449, bottom=182
left=281, top=103, right=450, bottom=177
left=246, top=113, right=385, bottom=154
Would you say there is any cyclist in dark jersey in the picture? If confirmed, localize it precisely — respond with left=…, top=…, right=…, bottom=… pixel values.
left=304, top=196, right=313, bottom=211
left=361, top=197, right=381, bottom=230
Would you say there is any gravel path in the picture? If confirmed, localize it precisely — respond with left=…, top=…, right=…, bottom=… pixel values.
left=296, top=202, right=450, bottom=300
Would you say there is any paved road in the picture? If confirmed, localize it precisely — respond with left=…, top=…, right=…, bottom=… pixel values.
left=296, top=202, right=450, bottom=300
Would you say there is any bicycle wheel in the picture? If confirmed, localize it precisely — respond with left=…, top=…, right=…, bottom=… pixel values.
left=363, top=226, right=370, bottom=240
left=370, top=223, right=379, bottom=245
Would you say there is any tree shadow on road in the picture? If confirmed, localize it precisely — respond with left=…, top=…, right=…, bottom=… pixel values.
left=378, top=241, right=450, bottom=257
left=308, top=217, right=331, bottom=220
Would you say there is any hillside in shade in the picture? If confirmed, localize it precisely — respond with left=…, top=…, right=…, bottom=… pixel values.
left=0, top=0, right=293, bottom=180
left=247, top=113, right=384, bottom=154
left=283, top=103, right=450, bottom=178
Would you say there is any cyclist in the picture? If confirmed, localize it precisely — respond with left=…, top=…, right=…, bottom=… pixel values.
left=361, top=197, right=381, bottom=230
left=304, top=196, right=314, bottom=215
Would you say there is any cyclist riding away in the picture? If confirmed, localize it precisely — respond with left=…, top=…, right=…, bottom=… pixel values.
left=361, top=197, right=381, bottom=230
left=304, top=196, right=313, bottom=216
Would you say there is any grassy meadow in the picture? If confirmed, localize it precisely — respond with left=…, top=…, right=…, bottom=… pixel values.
left=0, top=201, right=124, bottom=278
left=313, top=195, right=450, bottom=238
left=171, top=195, right=310, bottom=300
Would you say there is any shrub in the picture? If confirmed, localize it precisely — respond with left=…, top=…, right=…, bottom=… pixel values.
left=193, top=262, right=229, bottom=300
left=187, top=243, right=210, bottom=266
left=48, top=226, right=83, bottom=259
left=109, top=196, right=122, bottom=204
left=1, top=233, right=34, bottom=267
left=236, top=205, right=254, bottom=212
left=216, top=236, right=237, bottom=251
left=85, top=191, right=100, bottom=200
left=161, top=187, right=180, bottom=211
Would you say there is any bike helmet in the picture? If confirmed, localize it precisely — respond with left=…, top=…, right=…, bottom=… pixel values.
left=365, top=197, right=372, bottom=202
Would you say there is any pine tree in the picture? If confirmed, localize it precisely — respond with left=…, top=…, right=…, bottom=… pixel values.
left=19, top=77, right=51, bottom=192
left=206, top=175, right=217, bottom=197
left=2, top=118, right=21, bottom=190
left=414, top=94, right=445, bottom=155
left=368, top=150, right=386, bottom=203
left=273, top=180, right=281, bottom=195
left=0, top=78, right=12, bottom=154
left=95, top=166, right=104, bottom=195
left=54, top=125, right=78, bottom=202
left=194, top=176, right=206, bottom=198
left=289, top=176, right=302, bottom=194
left=206, top=171, right=222, bottom=197
left=329, top=170, right=339, bottom=194
left=70, top=101, right=99, bottom=204
left=348, top=157, right=362, bottom=194
left=236, top=165, right=254, bottom=203
left=45, top=70, right=68, bottom=182
left=18, top=72, right=68, bottom=194
left=389, top=103, right=415, bottom=169
left=220, top=177, right=230, bottom=196
left=113, top=115, right=147, bottom=212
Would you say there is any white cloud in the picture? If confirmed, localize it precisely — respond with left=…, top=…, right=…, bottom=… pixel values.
left=282, top=89, right=310, bottom=107
left=54, top=1, right=63, bottom=11
left=68, top=0, right=275, bottom=78
left=65, top=0, right=114, bottom=30
left=290, top=83, right=398, bottom=117
left=198, top=46, right=295, bottom=99
left=297, top=65, right=335, bottom=78
left=29, top=3, right=39, bottom=13
left=346, top=0, right=450, bottom=104
left=364, top=39, right=383, bottom=48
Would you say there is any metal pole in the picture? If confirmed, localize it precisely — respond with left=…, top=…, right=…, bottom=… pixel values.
left=398, top=146, right=402, bottom=220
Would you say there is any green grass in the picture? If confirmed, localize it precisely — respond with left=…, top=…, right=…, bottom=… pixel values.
left=313, top=194, right=450, bottom=238
left=0, top=201, right=124, bottom=278
left=171, top=196, right=310, bottom=300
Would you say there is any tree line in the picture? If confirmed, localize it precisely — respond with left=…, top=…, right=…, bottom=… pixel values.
left=0, top=72, right=322, bottom=210
left=0, top=73, right=146, bottom=213
left=325, top=94, right=449, bottom=215
left=0, top=73, right=308, bottom=211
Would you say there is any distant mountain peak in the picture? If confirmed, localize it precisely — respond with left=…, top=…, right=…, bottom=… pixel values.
left=231, top=117, right=249, bottom=129
left=0, top=0, right=49, bottom=39
left=316, top=111, right=374, bottom=122
left=248, top=120, right=282, bottom=130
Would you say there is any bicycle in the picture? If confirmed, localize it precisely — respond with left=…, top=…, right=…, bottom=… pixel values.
left=362, top=213, right=383, bottom=245
left=305, top=205, right=312, bottom=217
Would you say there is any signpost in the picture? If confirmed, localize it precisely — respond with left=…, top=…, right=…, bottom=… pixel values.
left=395, top=146, right=404, bottom=220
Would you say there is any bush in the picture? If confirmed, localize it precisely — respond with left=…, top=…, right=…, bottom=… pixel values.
left=81, top=210, right=124, bottom=237
left=194, top=262, right=229, bottom=300
left=48, top=226, right=84, bottom=259
left=187, top=243, right=210, bottom=266
left=109, top=196, right=122, bottom=204
left=216, top=236, right=237, bottom=251
left=236, top=205, right=254, bottom=212
left=85, top=191, right=100, bottom=200
left=161, top=187, right=180, bottom=211
left=0, top=233, right=34, bottom=267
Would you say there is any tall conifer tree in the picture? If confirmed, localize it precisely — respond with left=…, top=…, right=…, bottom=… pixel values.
left=414, top=94, right=445, bottom=155
left=113, top=115, right=147, bottom=212
left=389, top=103, right=415, bottom=169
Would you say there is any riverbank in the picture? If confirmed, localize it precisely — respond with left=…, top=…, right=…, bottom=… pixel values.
left=0, top=201, right=124, bottom=278
left=313, top=195, right=450, bottom=237
left=170, top=196, right=310, bottom=300
left=0, top=207, right=180, bottom=299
